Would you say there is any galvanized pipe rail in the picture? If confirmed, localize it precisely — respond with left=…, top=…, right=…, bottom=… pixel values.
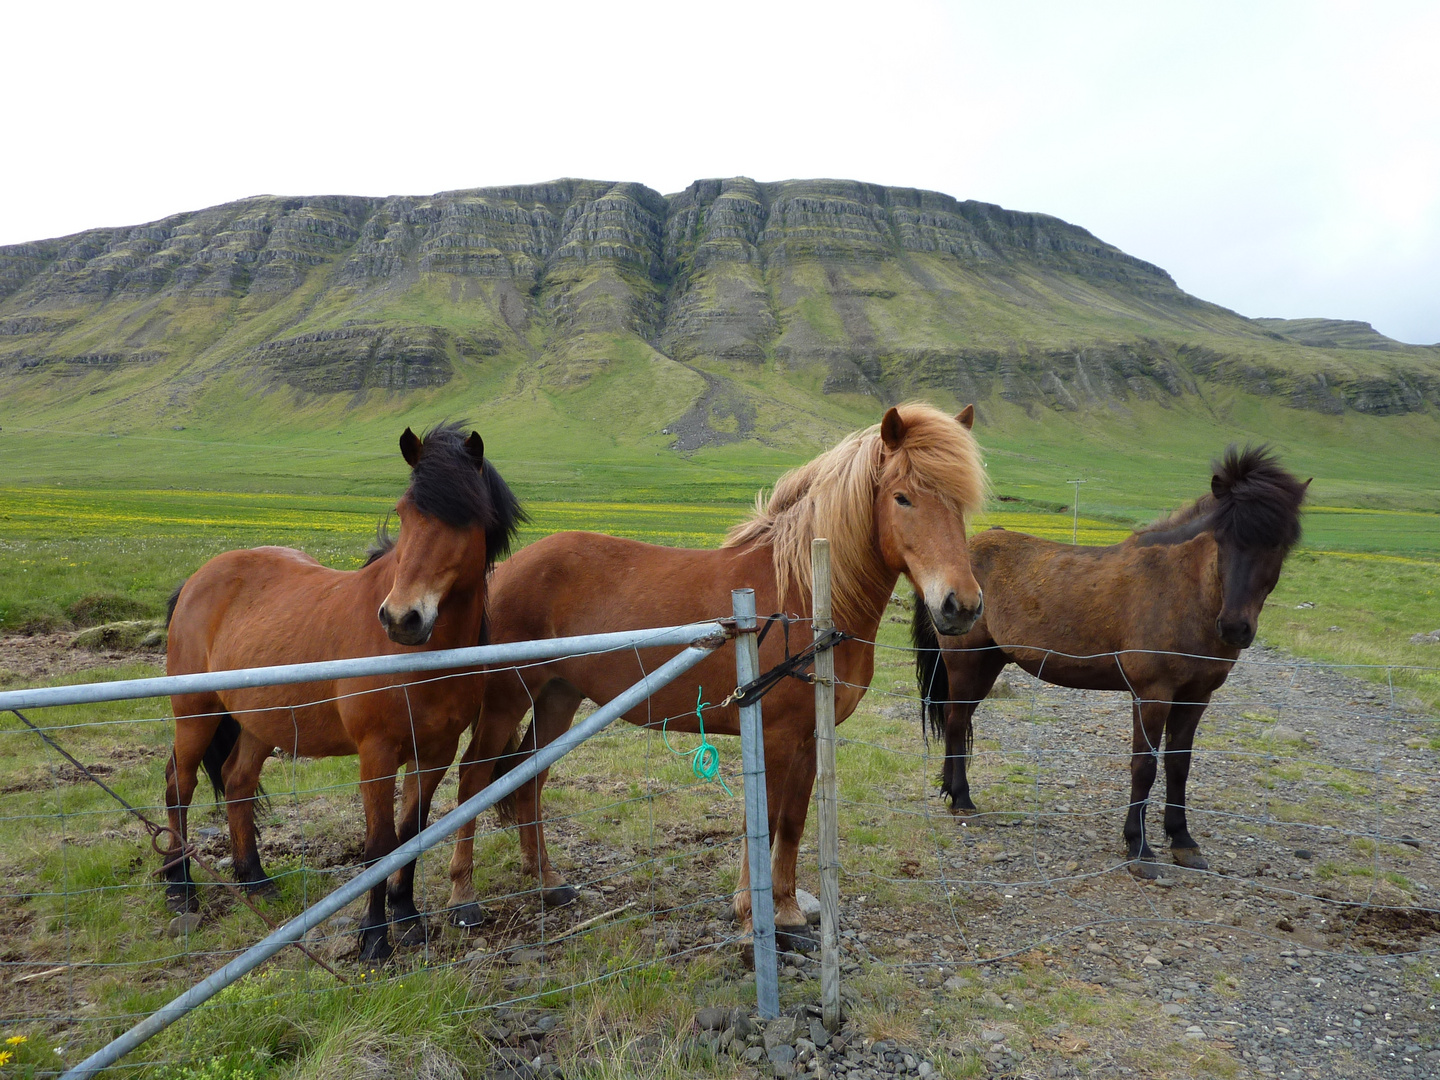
left=0, top=622, right=728, bottom=712
left=59, top=623, right=733, bottom=1079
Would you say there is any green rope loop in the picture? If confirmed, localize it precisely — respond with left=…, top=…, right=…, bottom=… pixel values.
left=662, top=687, right=732, bottom=796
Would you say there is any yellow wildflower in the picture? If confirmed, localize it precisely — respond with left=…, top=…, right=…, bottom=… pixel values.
left=0, top=1049, right=13, bottom=1065
left=3, top=1036, right=23, bottom=1046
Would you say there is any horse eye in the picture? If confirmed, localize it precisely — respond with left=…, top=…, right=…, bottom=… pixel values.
left=895, top=493, right=912, bottom=507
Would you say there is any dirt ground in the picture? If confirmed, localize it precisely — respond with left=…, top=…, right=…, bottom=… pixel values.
left=2, top=632, right=1437, bottom=1079
left=0, top=630, right=166, bottom=684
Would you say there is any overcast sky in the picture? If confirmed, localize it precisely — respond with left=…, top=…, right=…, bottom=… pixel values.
left=5, top=1, right=1437, bottom=343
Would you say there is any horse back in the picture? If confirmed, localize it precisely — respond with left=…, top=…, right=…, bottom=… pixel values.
left=965, top=528, right=1233, bottom=692
left=488, top=531, right=764, bottom=640
left=167, top=546, right=380, bottom=677
left=483, top=530, right=865, bottom=737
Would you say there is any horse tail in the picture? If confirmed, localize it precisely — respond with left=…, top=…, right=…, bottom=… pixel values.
left=165, top=579, right=187, bottom=629
left=489, top=726, right=525, bottom=826
left=199, top=714, right=241, bottom=802
left=197, top=713, right=268, bottom=808
left=911, top=595, right=949, bottom=743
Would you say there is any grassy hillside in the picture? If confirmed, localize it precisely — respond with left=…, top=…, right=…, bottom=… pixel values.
left=1, top=178, right=1436, bottom=497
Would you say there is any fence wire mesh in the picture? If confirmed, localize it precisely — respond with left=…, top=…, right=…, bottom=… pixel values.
left=2, top=609, right=1439, bottom=1080
left=1, top=646, right=764, bottom=1078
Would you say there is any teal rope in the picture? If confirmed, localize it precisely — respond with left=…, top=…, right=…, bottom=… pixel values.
left=663, top=687, right=732, bottom=795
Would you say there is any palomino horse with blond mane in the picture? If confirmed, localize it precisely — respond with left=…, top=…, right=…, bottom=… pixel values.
left=442, top=403, right=987, bottom=945
left=164, top=423, right=524, bottom=961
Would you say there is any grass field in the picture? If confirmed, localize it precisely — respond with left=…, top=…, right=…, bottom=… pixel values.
left=2, top=580, right=1433, bottom=1079
left=4, top=477, right=1437, bottom=711
left=1, top=486, right=1438, bottom=1078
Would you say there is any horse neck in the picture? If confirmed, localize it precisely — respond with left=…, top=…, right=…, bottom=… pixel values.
left=786, top=544, right=895, bottom=644
left=356, top=545, right=397, bottom=594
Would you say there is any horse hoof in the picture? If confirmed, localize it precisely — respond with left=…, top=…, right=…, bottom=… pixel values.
left=165, top=887, right=198, bottom=914
left=358, top=932, right=393, bottom=963
left=242, top=878, right=278, bottom=899
left=395, top=918, right=429, bottom=947
left=541, top=884, right=578, bottom=908
left=1172, top=848, right=1210, bottom=871
left=449, top=903, right=492, bottom=929
left=1129, top=858, right=1164, bottom=880
left=776, top=925, right=817, bottom=954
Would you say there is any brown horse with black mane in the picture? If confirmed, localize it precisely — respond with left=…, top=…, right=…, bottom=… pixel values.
left=164, top=423, right=524, bottom=960
left=443, top=403, right=988, bottom=944
left=913, top=446, right=1307, bottom=876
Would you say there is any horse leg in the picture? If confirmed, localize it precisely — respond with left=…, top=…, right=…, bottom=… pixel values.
left=730, top=732, right=798, bottom=939
left=769, top=735, right=818, bottom=952
left=941, top=651, right=1005, bottom=812
left=222, top=730, right=276, bottom=894
left=356, top=741, right=401, bottom=962
left=163, top=702, right=220, bottom=912
left=516, top=681, right=583, bottom=907
left=386, top=743, right=456, bottom=945
left=1163, top=698, right=1211, bottom=870
left=1123, top=694, right=1172, bottom=879
left=445, top=674, right=533, bottom=925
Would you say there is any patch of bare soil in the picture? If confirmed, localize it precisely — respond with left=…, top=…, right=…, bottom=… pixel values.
left=0, top=631, right=165, bottom=684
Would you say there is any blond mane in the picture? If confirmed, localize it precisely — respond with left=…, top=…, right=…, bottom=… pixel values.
left=724, top=403, right=988, bottom=624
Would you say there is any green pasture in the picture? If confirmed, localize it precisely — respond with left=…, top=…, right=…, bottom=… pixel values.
left=1, top=583, right=1428, bottom=1079
left=2, top=477, right=1438, bottom=710
left=0, top=599, right=1292, bottom=1080
left=1, top=472, right=1437, bottom=1077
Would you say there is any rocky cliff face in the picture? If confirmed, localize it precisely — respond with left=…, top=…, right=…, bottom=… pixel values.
left=2, top=177, right=1436, bottom=427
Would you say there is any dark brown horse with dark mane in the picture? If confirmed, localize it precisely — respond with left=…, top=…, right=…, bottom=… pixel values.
left=164, top=423, right=524, bottom=960
left=913, top=446, right=1307, bottom=877
left=443, top=404, right=989, bottom=944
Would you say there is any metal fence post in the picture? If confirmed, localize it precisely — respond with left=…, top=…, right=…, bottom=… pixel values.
left=811, top=538, right=842, bottom=1030
left=732, top=587, right=780, bottom=1019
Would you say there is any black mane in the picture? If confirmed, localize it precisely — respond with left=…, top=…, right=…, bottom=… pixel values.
left=365, top=421, right=527, bottom=569
left=1136, top=445, right=1306, bottom=551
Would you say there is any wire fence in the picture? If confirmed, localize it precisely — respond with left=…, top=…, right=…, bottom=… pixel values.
left=1, top=620, right=778, bottom=1078
left=2, top=610, right=1439, bottom=1078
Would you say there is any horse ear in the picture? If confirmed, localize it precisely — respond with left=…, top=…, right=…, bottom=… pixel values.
left=400, top=428, right=421, bottom=468
left=1211, top=473, right=1227, bottom=499
left=955, top=404, right=975, bottom=430
left=880, top=407, right=905, bottom=450
left=464, top=431, right=485, bottom=468
left=1302, top=477, right=1313, bottom=491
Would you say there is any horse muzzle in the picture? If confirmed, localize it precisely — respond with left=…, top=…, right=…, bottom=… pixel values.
left=1216, top=617, right=1255, bottom=649
left=931, top=588, right=983, bottom=637
left=378, top=604, right=435, bottom=646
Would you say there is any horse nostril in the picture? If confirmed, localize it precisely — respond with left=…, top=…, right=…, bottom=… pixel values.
left=377, top=605, right=391, bottom=628
left=1217, top=618, right=1254, bottom=646
left=941, top=592, right=961, bottom=621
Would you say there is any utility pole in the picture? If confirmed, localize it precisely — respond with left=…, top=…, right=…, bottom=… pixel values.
left=1068, top=479, right=1087, bottom=544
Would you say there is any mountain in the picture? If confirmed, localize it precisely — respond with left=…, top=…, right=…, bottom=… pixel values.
left=1, top=177, right=1438, bottom=502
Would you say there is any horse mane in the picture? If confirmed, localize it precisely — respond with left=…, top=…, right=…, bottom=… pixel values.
left=723, top=402, right=988, bottom=624
left=364, top=421, right=528, bottom=571
left=1135, top=445, right=1306, bottom=551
